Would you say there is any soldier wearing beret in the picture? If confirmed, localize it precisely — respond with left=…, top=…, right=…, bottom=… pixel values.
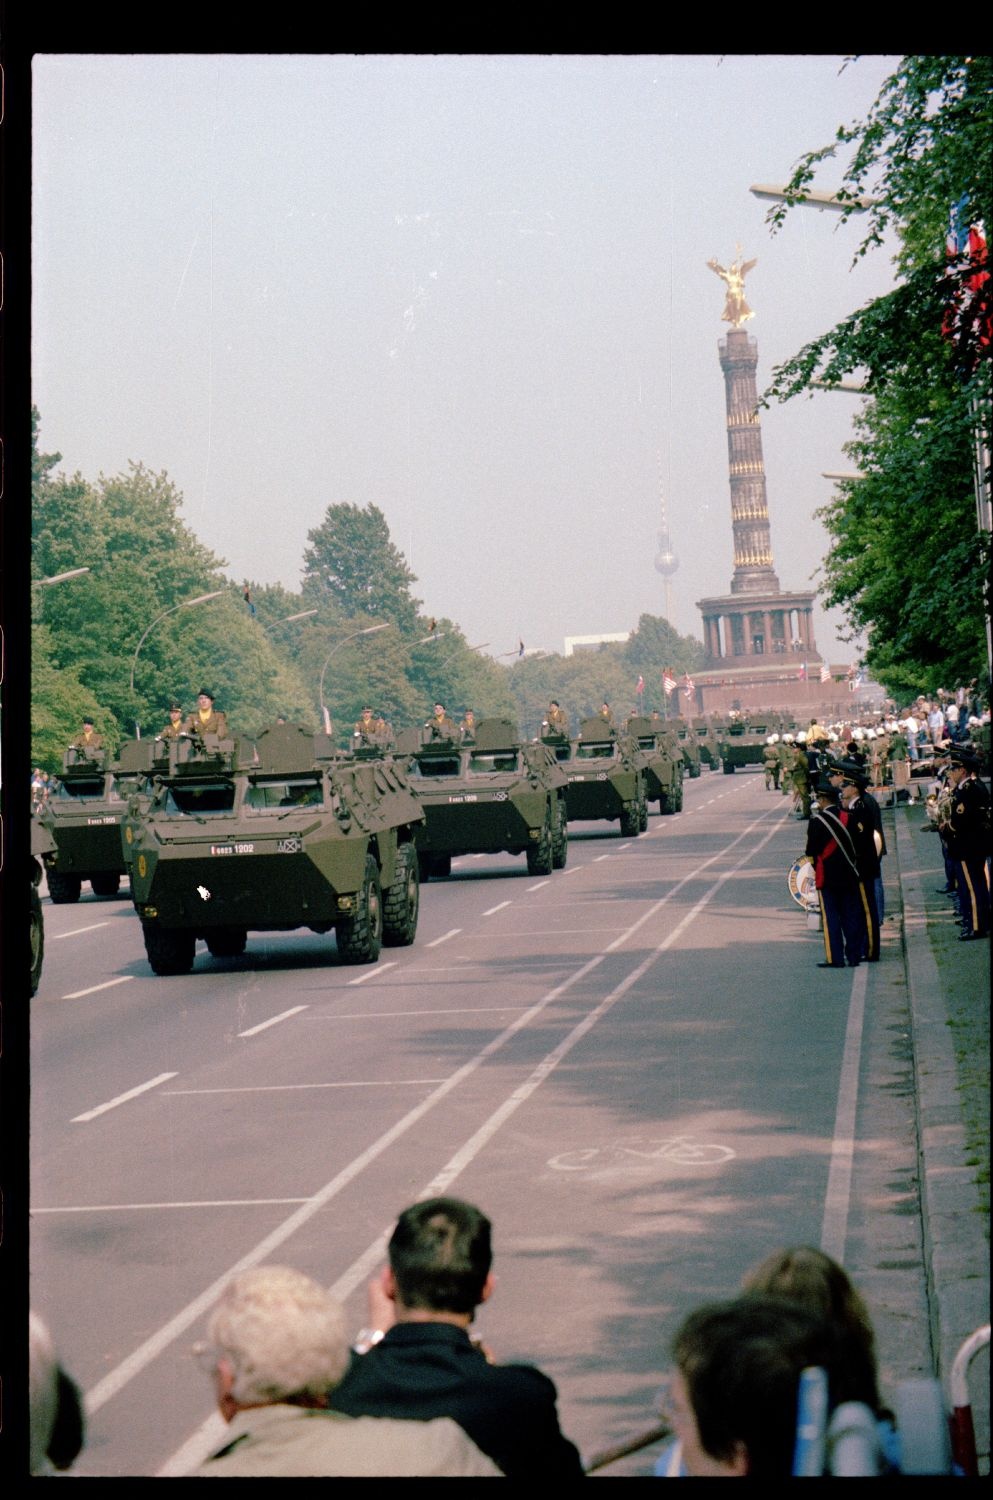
left=70, top=716, right=104, bottom=752
left=185, top=690, right=228, bottom=739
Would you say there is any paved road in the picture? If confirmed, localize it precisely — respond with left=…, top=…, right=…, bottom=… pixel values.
left=31, top=768, right=970, bottom=1475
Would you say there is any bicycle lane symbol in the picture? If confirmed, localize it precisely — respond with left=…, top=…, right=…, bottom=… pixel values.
left=547, top=1137, right=736, bottom=1172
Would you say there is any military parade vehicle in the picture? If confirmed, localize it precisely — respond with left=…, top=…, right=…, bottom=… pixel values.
left=671, top=718, right=703, bottom=778
left=35, top=744, right=135, bottom=903
left=31, top=815, right=58, bottom=996
left=624, top=716, right=683, bottom=814
left=122, top=721, right=424, bottom=975
left=396, top=716, right=568, bottom=879
left=546, top=715, right=647, bottom=837
left=691, top=715, right=721, bottom=769
left=717, top=714, right=773, bottom=773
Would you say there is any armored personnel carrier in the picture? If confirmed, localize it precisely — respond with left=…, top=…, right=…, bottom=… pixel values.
left=123, top=722, right=424, bottom=975
left=547, top=716, right=646, bottom=837
left=691, top=716, right=721, bottom=770
left=717, top=715, right=773, bottom=773
left=670, top=718, right=702, bottom=779
left=36, top=745, right=134, bottom=903
left=396, top=716, right=568, bottom=879
left=625, top=716, right=683, bottom=814
left=31, top=815, right=58, bottom=996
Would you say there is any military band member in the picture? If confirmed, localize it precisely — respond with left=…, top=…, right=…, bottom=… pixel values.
left=838, top=772, right=881, bottom=961
left=70, top=716, right=103, bottom=752
left=805, top=776, right=872, bottom=968
left=185, top=689, right=228, bottom=739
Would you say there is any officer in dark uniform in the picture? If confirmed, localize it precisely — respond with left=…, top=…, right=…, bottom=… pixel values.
left=805, top=776, right=871, bottom=968
left=838, top=769, right=881, bottom=961
left=944, top=747, right=990, bottom=940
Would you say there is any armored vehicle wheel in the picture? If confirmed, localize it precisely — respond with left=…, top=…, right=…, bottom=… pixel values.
left=551, top=798, right=568, bottom=869
left=674, top=777, right=684, bottom=812
left=30, top=885, right=44, bottom=997
left=205, top=927, right=248, bottom=958
left=47, top=870, right=82, bottom=904
left=690, top=763, right=701, bottom=779
left=723, top=762, right=735, bottom=774
left=337, top=854, right=383, bottom=964
left=142, top=922, right=196, bottom=976
left=619, top=805, right=640, bottom=837
left=526, top=807, right=554, bottom=876
left=638, top=797, right=648, bottom=832
left=90, top=871, right=121, bottom=897
left=660, top=791, right=676, bottom=815
left=383, top=842, right=419, bottom=947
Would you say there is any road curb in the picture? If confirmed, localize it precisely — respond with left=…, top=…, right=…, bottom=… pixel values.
left=894, top=803, right=989, bottom=1471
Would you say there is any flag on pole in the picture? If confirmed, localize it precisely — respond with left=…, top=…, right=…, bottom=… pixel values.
left=243, top=586, right=257, bottom=617
left=682, top=673, right=695, bottom=698
left=820, top=663, right=831, bottom=683
left=518, top=639, right=525, bottom=658
left=798, top=663, right=807, bottom=681
left=662, top=668, right=677, bottom=697
left=943, top=197, right=991, bottom=368
left=635, top=674, right=645, bottom=695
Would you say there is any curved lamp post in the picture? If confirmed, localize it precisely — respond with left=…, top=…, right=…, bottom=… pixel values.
left=318, top=623, right=391, bottom=733
left=129, top=590, right=225, bottom=735
left=35, top=567, right=92, bottom=588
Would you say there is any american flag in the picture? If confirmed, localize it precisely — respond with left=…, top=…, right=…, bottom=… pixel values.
left=662, top=668, right=677, bottom=697
left=820, top=663, right=831, bottom=683
left=943, top=197, right=990, bottom=366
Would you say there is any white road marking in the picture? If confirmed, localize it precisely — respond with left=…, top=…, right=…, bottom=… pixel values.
left=237, top=1006, right=309, bottom=1037
left=52, top=922, right=111, bottom=940
left=617, top=843, right=632, bottom=850
left=164, top=1079, right=448, bottom=1095
left=71, top=1072, right=177, bottom=1123
left=483, top=901, right=511, bottom=915
left=346, top=962, right=397, bottom=986
left=426, top=928, right=461, bottom=947
left=560, top=864, right=582, bottom=873
left=90, top=805, right=790, bottom=1443
left=594, top=854, right=612, bottom=862
left=34, top=1198, right=311, bottom=1213
left=526, top=880, right=551, bottom=891
left=820, top=963, right=868, bottom=1262
left=62, top=976, right=135, bottom=999
left=306, top=1006, right=533, bottom=1021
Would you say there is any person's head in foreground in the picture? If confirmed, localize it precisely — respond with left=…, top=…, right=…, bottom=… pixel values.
left=386, top=1196, right=494, bottom=1318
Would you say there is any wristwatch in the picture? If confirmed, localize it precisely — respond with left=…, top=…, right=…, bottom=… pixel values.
left=352, top=1327, right=386, bottom=1355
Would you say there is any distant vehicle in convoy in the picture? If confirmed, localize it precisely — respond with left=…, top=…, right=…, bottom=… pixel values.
left=396, top=716, right=568, bottom=879
left=625, top=716, right=683, bottom=814
left=717, top=715, right=773, bottom=774
left=30, top=815, right=58, bottom=996
left=547, top=715, right=647, bottom=837
left=35, top=745, right=134, bottom=903
left=691, top=715, right=721, bottom=769
left=671, top=719, right=703, bottom=778
left=122, top=722, right=424, bottom=975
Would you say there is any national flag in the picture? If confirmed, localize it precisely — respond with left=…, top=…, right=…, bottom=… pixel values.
left=243, top=586, right=257, bottom=617
left=820, top=663, right=831, bottom=683
left=682, top=673, right=695, bottom=698
left=518, top=639, right=525, bottom=658
left=943, top=198, right=991, bottom=367
left=662, top=668, right=677, bottom=697
left=798, top=663, right=807, bottom=681
left=635, top=674, right=645, bottom=695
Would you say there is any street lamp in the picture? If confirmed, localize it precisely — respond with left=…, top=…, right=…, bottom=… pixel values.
left=279, top=609, right=318, bottom=624
left=129, top=590, right=225, bottom=734
left=749, top=184, right=879, bottom=213
left=318, top=623, right=391, bottom=732
left=35, top=567, right=91, bottom=587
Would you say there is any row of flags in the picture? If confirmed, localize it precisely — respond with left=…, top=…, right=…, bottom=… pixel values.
left=634, top=670, right=695, bottom=699
left=943, top=198, right=990, bottom=370
left=796, top=662, right=833, bottom=682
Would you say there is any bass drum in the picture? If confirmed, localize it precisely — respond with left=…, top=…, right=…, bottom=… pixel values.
left=787, top=857, right=818, bottom=911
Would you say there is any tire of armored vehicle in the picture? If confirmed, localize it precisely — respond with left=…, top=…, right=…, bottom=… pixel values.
left=395, top=717, right=568, bottom=880
left=549, top=717, right=646, bottom=837
left=123, top=723, right=424, bottom=976
left=37, top=746, right=134, bottom=903
left=30, top=815, right=58, bottom=997
left=625, top=717, right=684, bottom=815
left=718, top=717, right=772, bottom=774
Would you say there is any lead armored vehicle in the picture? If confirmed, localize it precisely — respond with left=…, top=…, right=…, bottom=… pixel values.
left=624, top=716, right=683, bottom=814
left=123, top=722, right=424, bottom=974
left=36, top=745, right=134, bottom=902
left=717, top=715, right=772, bottom=773
left=396, top=716, right=568, bottom=879
left=548, top=716, right=647, bottom=837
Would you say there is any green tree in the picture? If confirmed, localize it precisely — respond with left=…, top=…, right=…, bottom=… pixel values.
left=763, top=56, right=991, bottom=698
left=301, top=503, right=421, bottom=637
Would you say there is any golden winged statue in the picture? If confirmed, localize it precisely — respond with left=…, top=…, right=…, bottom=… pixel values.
left=707, top=251, right=757, bottom=327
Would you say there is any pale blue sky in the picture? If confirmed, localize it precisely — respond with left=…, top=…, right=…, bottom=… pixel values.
left=32, top=53, right=901, bottom=662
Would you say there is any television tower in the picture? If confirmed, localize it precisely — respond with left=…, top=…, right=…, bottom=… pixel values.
left=653, top=457, right=679, bottom=627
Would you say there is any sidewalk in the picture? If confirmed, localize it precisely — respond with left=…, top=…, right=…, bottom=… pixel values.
left=891, top=797, right=989, bottom=1475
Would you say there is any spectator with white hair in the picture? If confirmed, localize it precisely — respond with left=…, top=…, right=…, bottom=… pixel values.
left=195, top=1265, right=500, bottom=1476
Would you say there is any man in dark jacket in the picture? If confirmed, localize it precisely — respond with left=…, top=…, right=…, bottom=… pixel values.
left=805, top=777, right=873, bottom=968
left=329, top=1196, right=584, bottom=1478
left=944, top=747, right=991, bottom=940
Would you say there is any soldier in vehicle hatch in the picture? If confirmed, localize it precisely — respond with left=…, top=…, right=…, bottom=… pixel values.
left=354, top=707, right=378, bottom=744
left=159, top=702, right=186, bottom=740
left=70, top=716, right=104, bottom=752
left=185, top=689, right=228, bottom=739
left=426, top=703, right=458, bottom=740
left=459, top=710, right=477, bottom=743
left=545, top=701, right=568, bottom=736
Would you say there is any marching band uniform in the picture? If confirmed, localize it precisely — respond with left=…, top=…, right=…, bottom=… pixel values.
left=805, top=780, right=873, bottom=968
left=945, top=753, right=991, bottom=940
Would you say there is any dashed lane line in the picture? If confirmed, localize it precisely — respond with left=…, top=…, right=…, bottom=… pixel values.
left=52, top=922, right=112, bottom=940
left=237, top=1006, right=309, bottom=1037
left=346, top=962, right=397, bottom=986
left=62, top=976, right=135, bottom=1000
left=72, top=1073, right=177, bottom=1123
left=426, top=928, right=462, bottom=948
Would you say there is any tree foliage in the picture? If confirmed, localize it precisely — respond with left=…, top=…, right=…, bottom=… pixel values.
left=762, top=56, right=991, bottom=699
left=301, top=502, right=422, bottom=637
